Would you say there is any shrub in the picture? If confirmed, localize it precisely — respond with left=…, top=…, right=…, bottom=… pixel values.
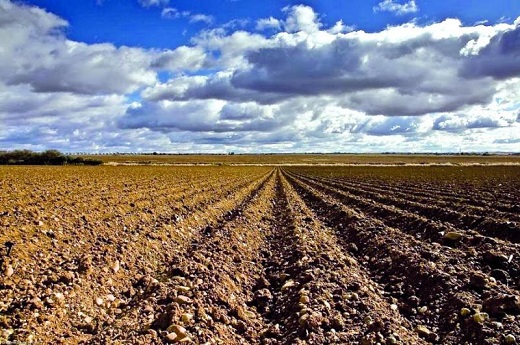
left=0, top=150, right=103, bottom=166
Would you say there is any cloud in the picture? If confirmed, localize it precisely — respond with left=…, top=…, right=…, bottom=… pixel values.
left=373, top=0, right=418, bottom=16
left=460, top=25, right=520, bottom=80
left=151, top=17, right=514, bottom=117
left=150, top=46, right=209, bottom=71
left=256, top=17, right=281, bottom=31
left=161, top=7, right=214, bottom=24
left=138, top=0, right=169, bottom=8
left=0, top=0, right=157, bottom=95
left=118, top=100, right=288, bottom=133
left=1, top=0, right=519, bottom=153
left=282, top=5, right=322, bottom=33
left=432, top=111, right=517, bottom=131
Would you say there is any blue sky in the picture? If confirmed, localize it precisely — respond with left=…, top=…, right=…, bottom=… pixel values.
left=1, top=0, right=519, bottom=152
left=29, top=0, right=520, bottom=48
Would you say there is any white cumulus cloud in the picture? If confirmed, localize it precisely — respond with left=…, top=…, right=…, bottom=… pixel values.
left=373, top=0, right=418, bottom=16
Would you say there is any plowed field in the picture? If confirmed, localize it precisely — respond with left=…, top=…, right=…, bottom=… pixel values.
left=1, top=165, right=519, bottom=344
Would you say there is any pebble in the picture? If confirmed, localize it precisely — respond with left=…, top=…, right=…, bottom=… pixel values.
left=112, top=260, right=120, bottom=273
left=165, top=332, right=177, bottom=342
left=167, top=324, right=187, bottom=338
left=281, top=280, right=295, bottom=292
left=181, top=313, right=194, bottom=323
left=95, top=297, right=104, bottom=306
left=460, top=308, right=471, bottom=316
left=444, top=232, right=463, bottom=240
left=175, top=295, right=192, bottom=305
left=418, top=306, right=428, bottom=314
left=176, top=286, right=191, bottom=293
left=4, top=265, right=14, bottom=277
left=390, top=304, right=398, bottom=311
left=505, top=334, right=516, bottom=344
left=415, top=325, right=432, bottom=337
left=473, top=312, right=489, bottom=324
left=323, top=300, right=331, bottom=310
left=299, top=295, right=310, bottom=304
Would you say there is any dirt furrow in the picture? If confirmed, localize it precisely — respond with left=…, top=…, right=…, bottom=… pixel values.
left=0, top=168, right=272, bottom=344
left=297, top=173, right=520, bottom=244
left=291, top=173, right=520, bottom=291
left=329, top=177, right=520, bottom=224
left=284, top=170, right=520, bottom=345
left=87, top=168, right=277, bottom=344
left=271, top=172, right=425, bottom=344
left=337, top=177, right=520, bottom=214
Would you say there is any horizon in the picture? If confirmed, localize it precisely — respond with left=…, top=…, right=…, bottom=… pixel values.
left=1, top=0, right=519, bottom=153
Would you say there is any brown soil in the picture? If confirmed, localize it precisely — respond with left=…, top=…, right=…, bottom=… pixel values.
left=1, top=165, right=519, bottom=344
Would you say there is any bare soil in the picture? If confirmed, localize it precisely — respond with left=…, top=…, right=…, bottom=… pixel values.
left=1, top=165, right=519, bottom=344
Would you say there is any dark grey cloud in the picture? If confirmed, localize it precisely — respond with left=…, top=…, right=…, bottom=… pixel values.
left=142, top=74, right=286, bottom=104
left=119, top=100, right=292, bottom=133
left=460, top=26, right=520, bottom=80
left=432, top=114, right=513, bottom=131
left=147, top=22, right=508, bottom=116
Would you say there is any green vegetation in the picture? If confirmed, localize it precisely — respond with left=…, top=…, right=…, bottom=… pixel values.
left=0, top=150, right=102, bottom=165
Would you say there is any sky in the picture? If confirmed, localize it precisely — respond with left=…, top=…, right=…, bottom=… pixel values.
left=0, top=0, right=519, bottom=153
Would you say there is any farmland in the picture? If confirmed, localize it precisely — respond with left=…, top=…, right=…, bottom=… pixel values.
left=1, top=164, right=519, bottom=344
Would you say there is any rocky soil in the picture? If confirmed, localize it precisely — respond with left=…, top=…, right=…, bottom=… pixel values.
left=1, top=165, right=519, bottom=344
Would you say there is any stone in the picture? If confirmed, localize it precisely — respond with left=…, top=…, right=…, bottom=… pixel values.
left=415, top=325, right=432, bottom=337
left=460, top=308, right=471, bottom=316
left=112, top=260, right=120, bottom=273
left=176, top=286, right=191, bottom=293
left=505, top=334, right=516, bottom=344
left=167, top=324, right=187, bottom=338
left=181, top=313, right=193, bottom=323
left=165, top=332, right=177, bottom=342
left=473, top=312, right=489, bottom=324
left=444, top=232, right=463, bottom=240
left=4, top=265, right=13, bottom=277
left=281, top=280, right=296, bottom=292
left=175, top=295, right=192, bottom=305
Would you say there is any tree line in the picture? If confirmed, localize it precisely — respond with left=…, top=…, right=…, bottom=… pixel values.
left=0, top=150, right=102, bottom=165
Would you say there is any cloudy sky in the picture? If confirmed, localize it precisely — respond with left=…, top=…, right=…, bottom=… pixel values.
left=1, top=0, right=519, bottom=153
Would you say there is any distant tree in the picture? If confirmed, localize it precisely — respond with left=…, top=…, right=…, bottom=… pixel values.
left=0, top=150, right=102, bottom=165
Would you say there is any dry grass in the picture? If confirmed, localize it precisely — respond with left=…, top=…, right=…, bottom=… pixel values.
left=80, top=153, right=520, bottom=166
